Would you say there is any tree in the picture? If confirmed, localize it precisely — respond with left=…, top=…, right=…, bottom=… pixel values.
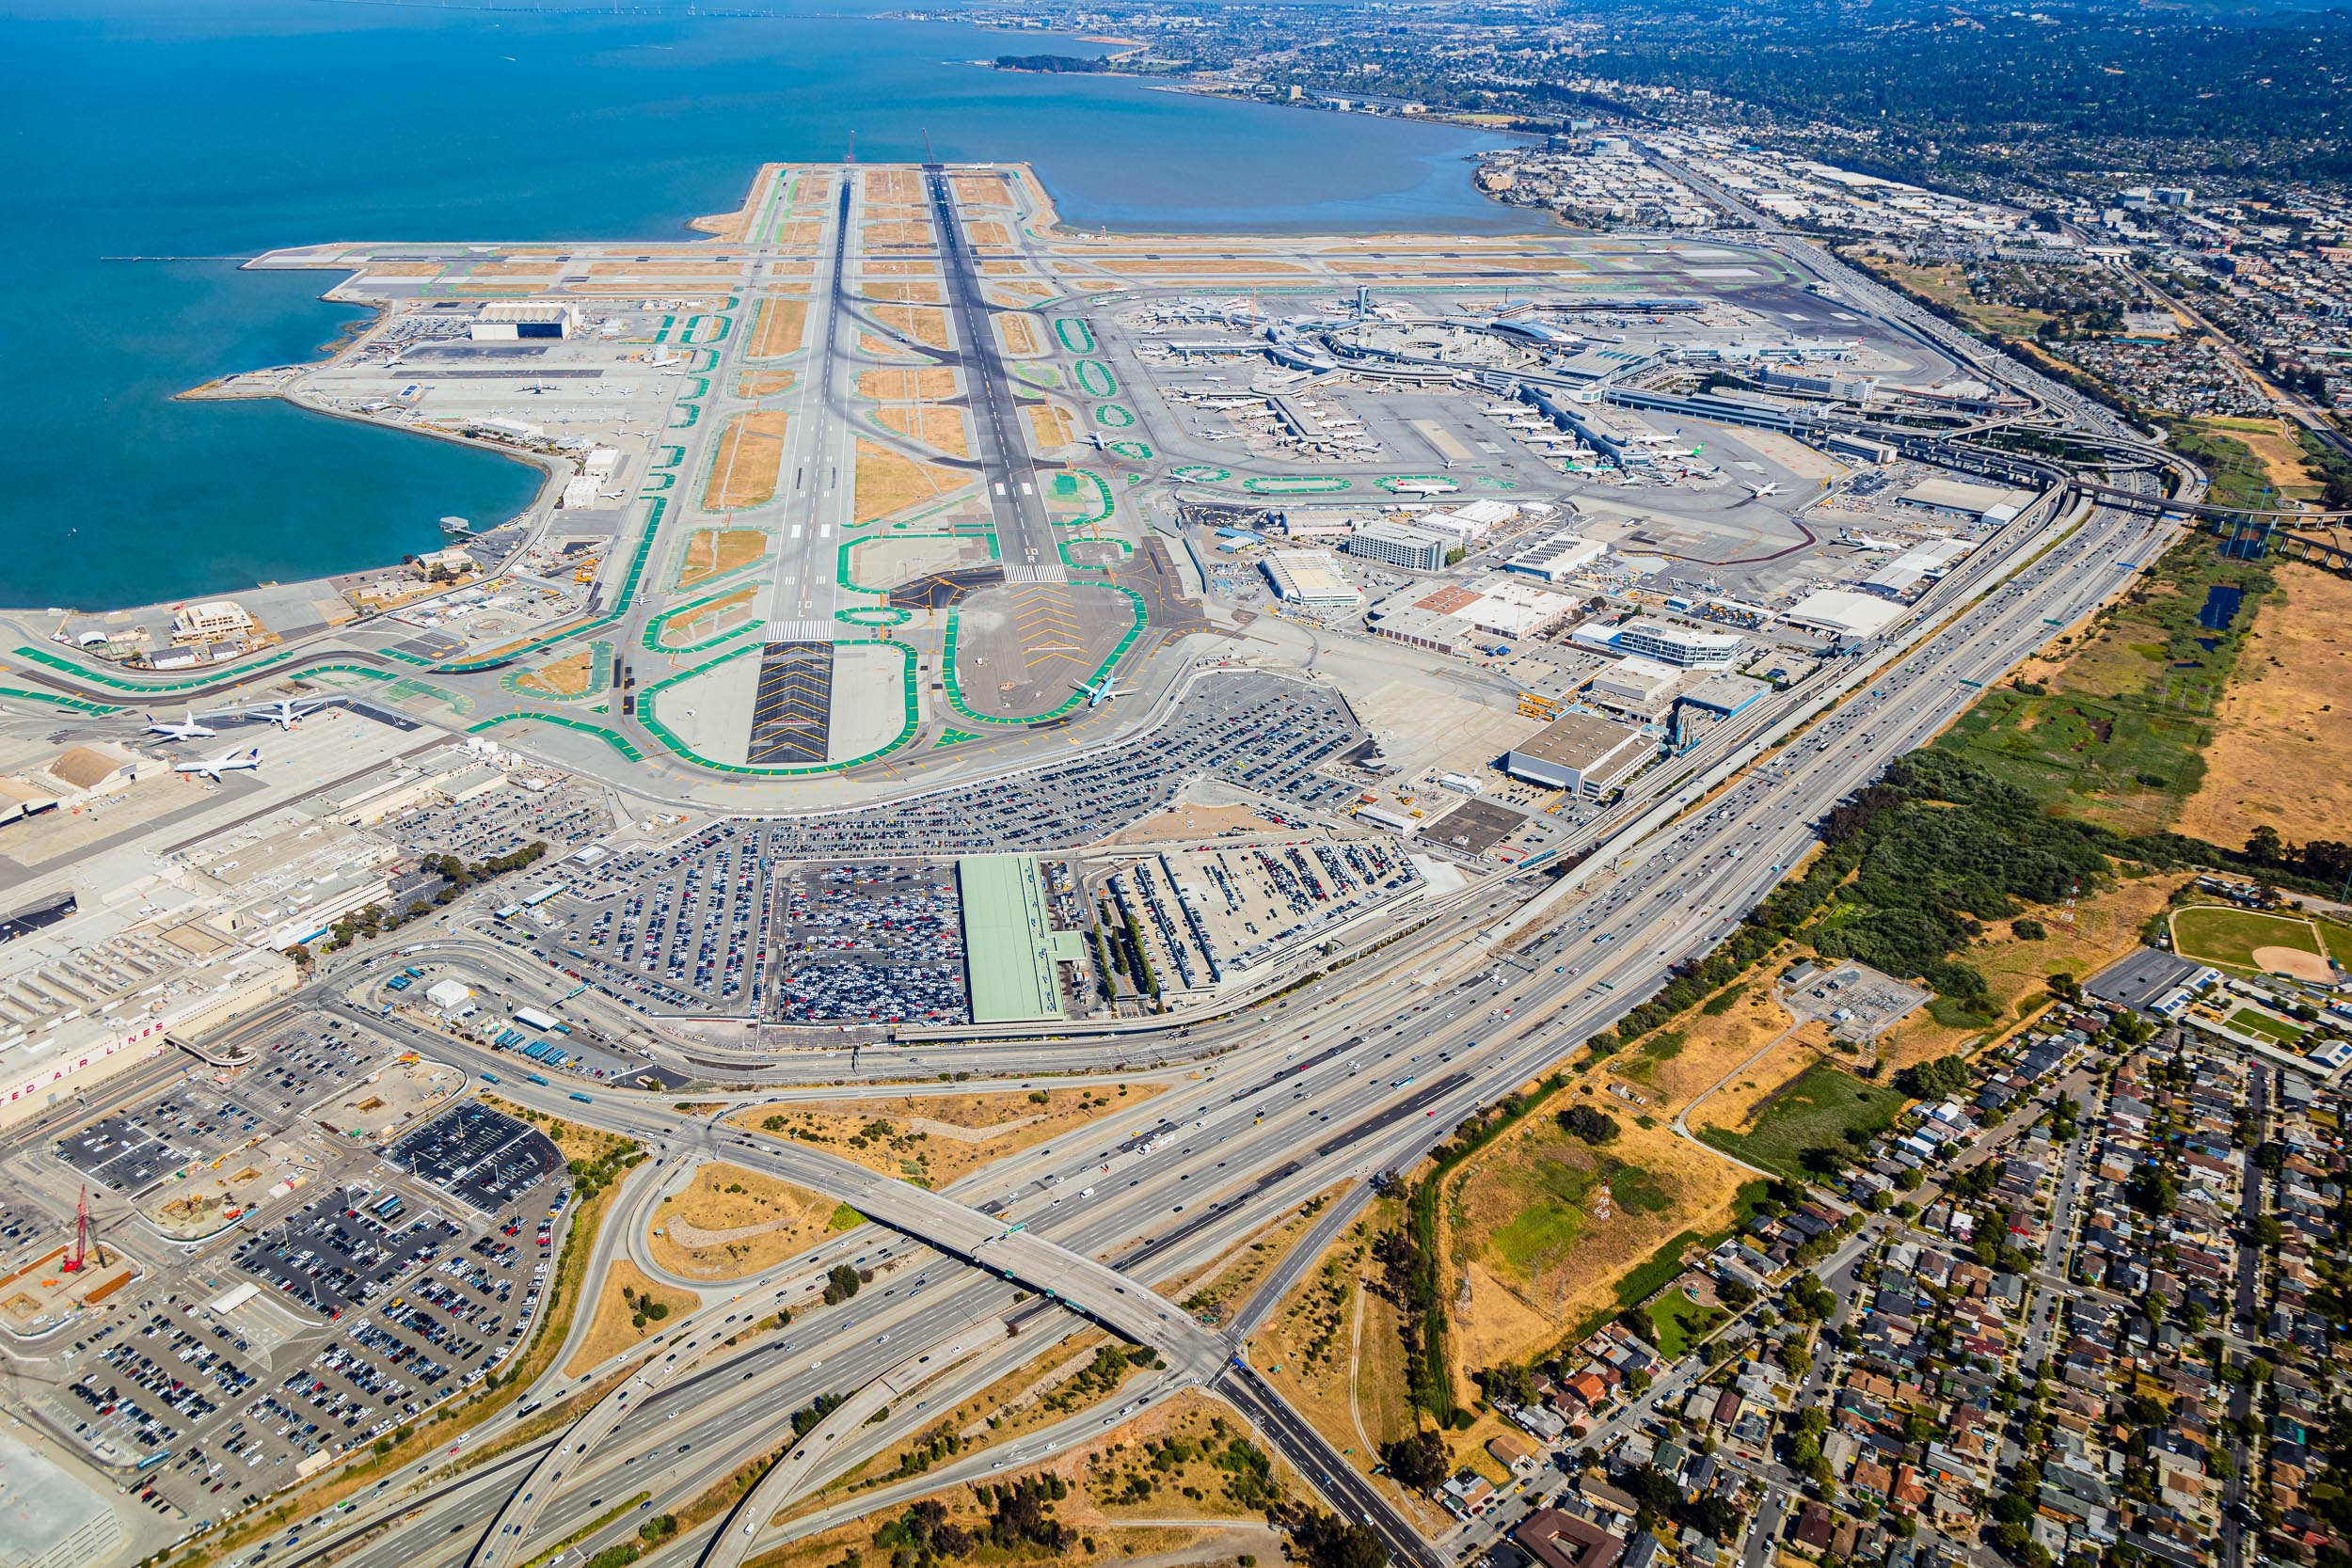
left=2044, top=971, right=2081, bottom=1005
left=1381, top=1429, right=1451, bottom=1491
left=824, top=1263, right=862, bottom=1305
left=1558, top=1104, right=1620, bottom=1144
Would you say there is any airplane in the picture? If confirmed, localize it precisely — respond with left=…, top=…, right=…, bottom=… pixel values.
left=244, top=699, right=323, bottom=731
left=144, top=710, right=218, bottom=741
left=1076, top=674, right=1123, bottom=708
left=176, top=746, right=261, bottom=781
left=1741, top=481, right=1783, bottom=499
left=1838, top=530, right=1906, bottom=550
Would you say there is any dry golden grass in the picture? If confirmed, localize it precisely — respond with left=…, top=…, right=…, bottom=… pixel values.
left=985, top=281, right=1055, bottom=307
left=564, top=1260, right=698, bottom=1376
left=979, top=260, right=1035, bottom=277
left=997, top=314, right=1042, bottom=356
left=2188, top=417, right=2327, bottom=501
left=666, top=587, right=757, bottom=645
left=677, top=527, right=769, bottom=588
left=757, top=1393, right=1286, bottom=1568
left=862, top=220, right=934, bottom=249
left=772, top=220, right=822, bottom=251
left=791, top=171, right=833, bottom=208
left=1025, top=403, right=1075, bottom=451
left=857, top=366, right=959, bottom=403
left=865, top=280, right=945, bottom=304
left=863, top=168, right=923, bottom=203
left=464, top=261, right=561, bottom=278
left=871, top=304, right=952, bottom=351
left=853, top=438, right=974, bottom=519
left=950, top=174, right=1014, bottom=210
left=587, top=261, right=744, bottom=277
left=876, top=404, right=971, bottom=459
left=964, top=220, right=1013, bottom=249
left=2176, top=563, right=2352, bottom=847
left=1602, top=981, right=1802, bottom=1107
left=735, top=371, right=797, bottom=398
left=1175, top=1187, right=1348, bottom=1330
left=705, top=410, right=792, bottom=510
left=514, top=647, right=598, bottom=699
left=731, top=1084, right=1164, bottom=1192
left=1251, top=1207, right=1454, bottom=1533
left=1096, top=260, right=1310, bottom=276
left=1446, top=1110, right=1745, bottom=1377
left=752, top=298, right=809, bottom=358
left=864, top=259, right=940, bottom=277
left=362, top=262, right=445, bottom=277
left=646, top=1162, right=850, bottom=1281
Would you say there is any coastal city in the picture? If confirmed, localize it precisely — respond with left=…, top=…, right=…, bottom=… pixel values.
left=0, top=10, right=2346, bottom=1568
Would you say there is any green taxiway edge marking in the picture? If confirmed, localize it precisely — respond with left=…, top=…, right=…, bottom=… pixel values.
left=636, top=640, right=920, bottom=776
left=1107, top=440, right=1152, bottom=461
left=10, top=642, right=310, bottom=693
left=1057, top=536, right=1133, bottom=571
left=1053, top=317, right=1096, bottom=354
left=1170, top=465, right=1230, bottom=483
left=498, top=640, right=616, bottom=703
left=0, top=686, right=121, bottom=715
left=1052, top=471, right=1116, bottom=529
left=931, top=727, right=982, bottom=748
left=939, top=582, right=1146, bottom=729
left=1073, top=359, right=1117, bottom=398
left=1243, top=475, right=1354, bottom=495
left=469, top=712, right=644, bottom=761
left=1094, top=403, right=1135, bottom=428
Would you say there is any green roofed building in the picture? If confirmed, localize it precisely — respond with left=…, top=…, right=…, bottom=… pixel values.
left=956, top=854, right=1083, bottom=1024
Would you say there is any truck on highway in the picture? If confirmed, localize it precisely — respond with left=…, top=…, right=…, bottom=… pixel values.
left=526, top=1073, right=549, bottom=1085
left=569, top=1091, right=594, bottom=1103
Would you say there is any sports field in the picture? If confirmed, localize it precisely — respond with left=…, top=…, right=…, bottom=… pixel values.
left=2169, top=904, right=2329, bottom=976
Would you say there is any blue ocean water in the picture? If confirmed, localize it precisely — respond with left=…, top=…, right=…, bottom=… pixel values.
left=0, top=0, right=1528, bottom=611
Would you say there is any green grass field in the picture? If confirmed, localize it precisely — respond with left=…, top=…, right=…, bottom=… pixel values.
left=1645, top=1292, right=1728, bottom=1359
left=1699, top=1064, right=1907, bottom=1180
left=2320, top=920, right=2352, bottom=970
left=2169, top=904, right=2327, bottom=970
left=2227, top=1006, right=2309, bottom=1044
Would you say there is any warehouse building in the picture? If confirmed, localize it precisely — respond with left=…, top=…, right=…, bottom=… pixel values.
left=1860, top=537, right=1974, bottom=600
left=1261, top=549, right=1363, bottom=606
left=1585, top=656, right=1685, bottom=721
left=1503, top=531, right=1610, bottom=583
left=469, top=300, right=581, bottom=341
left=0, top=1428, right=126, bottom=1568
left=1503, top=712, right=1653, bottom=799
left=1782, top=589, right=1906, bottom=641
left=1898, top=477, right=2032, bottom=527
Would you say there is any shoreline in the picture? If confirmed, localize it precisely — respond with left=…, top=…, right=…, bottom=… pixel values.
left=6, top=143, right=1554, bottom=643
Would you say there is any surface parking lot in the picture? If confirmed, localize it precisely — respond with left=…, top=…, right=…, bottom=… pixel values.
left=506, top=677, right=1364, bottom=1021
left=536, top=819, right=773, bottom=1014
left=54, top=1018, right=407, bottom=1203
left=391, top=778, right=612, bottom=863
left=389, top=1104, right=564, bottom=1213
left=771, top=862, right=966, bottom=1025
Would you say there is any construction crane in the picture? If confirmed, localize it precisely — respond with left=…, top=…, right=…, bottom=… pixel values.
left=61, top=1182, right=107, bottom=1274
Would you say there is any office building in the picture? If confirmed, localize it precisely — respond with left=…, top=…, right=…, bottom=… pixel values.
left=1347, top=520, right=1453, bottom=572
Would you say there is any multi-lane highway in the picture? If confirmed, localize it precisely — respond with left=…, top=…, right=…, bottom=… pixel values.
left=221, top=461, right=2193, bottom=1568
